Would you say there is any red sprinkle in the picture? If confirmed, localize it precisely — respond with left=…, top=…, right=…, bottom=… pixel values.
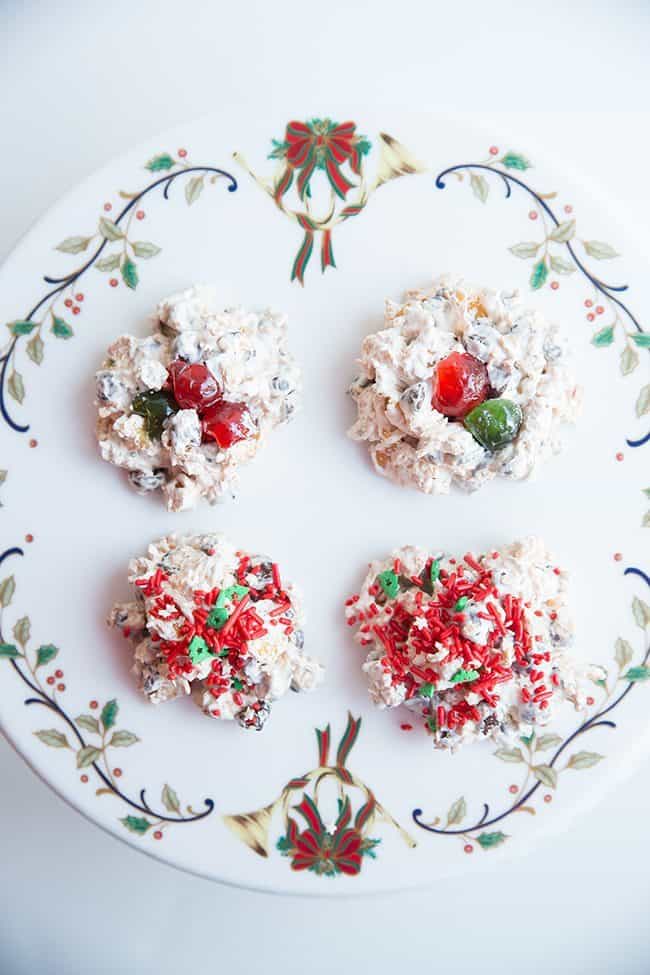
left=400, top=723, right=413, bottom=731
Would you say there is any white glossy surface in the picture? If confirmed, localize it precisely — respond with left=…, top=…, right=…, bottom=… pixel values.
left=2, top=0, right=650, bottom=971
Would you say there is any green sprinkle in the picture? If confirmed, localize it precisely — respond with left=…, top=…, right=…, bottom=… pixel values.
left=453, top=596, right=469, bottom=613
left=378, top=569, right=399, bottom=599
left=426, top=717, right=437, bottom=734
left=231, top=678, right=243, bottom=691
left=188, top=635, right=213, bottom=665
left=450, top=668, right=479, bottom=684
left=430, top=559, right=441, bottom=584
left=206, top=606, right=229, bottom=630
left=215, top=584, right=249, bottom=610
left=419, top=682, right=435, bottom=698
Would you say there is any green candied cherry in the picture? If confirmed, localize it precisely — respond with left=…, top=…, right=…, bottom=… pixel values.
left=131, top=389, right=178, bottom=439
left=463, top=398, right=523, bottom=450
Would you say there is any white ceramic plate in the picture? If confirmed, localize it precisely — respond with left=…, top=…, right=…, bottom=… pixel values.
left=1, top=110, right=648, bottom=894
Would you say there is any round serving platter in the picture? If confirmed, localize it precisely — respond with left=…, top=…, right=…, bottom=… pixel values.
left=0, top=109, right=648, bottom=894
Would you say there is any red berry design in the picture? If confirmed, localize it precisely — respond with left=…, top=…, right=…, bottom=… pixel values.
left=57, top=683, right=65, bottom=692
left=564, top=205, right=573, bottom=214
left=432, top=352, right=489, bottom=419
left=178, top=148, right=187, bottom=158
left=584, top=299, right=593, bottom=308
left=75, top=293, right=84, bottom=302
left=168, top=360, right=221, bottom=411
left=616, top=452, right=624, bottom=462
left=614, top=552, right=623, bottom=562
left=109, top=278, right=118, bottom=288
left=73, top=306, right=80, bottom=315
left=550, top=281, right=559, bottom=290
left=586, top=696, right=595, bottom=706
left=464, top=844, right=474, bottom=853
left=201, top=400, right=254, bottom=448
left=596, top=305, right=604, bottom=315
left=29, top=439, right=38, bottom=448
left=25, top=534, right=34, bottom=543
left=153, top=830, right=163, bottom=840
left=544, top=794, right=552, bottom=803
left=587, top=313, right=595, bottom=322
left=64, top=299, right=73, bottom=308
left=55, top=669, right=63, bottom=678
left=509, top=784, right=518, bottom=794
left=104, top=203, right=112, bottom=212
left=489, top=146, right=498, bottom=155
left=529, top=210, right=538, bottom=220
left=136, top=210, right=145, bottom=220
left=80, top=774, right=89, bottom=783
left=113, top=768, right=122, bottom=778
left=47, top=676, right=55, bottom=685
left=90, top=700, right=98, bottom=709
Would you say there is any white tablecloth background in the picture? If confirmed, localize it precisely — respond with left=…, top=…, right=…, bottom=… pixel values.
left=2, top=2, right=649, bottom=972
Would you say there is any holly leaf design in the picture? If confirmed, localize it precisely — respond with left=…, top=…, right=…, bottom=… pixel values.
left=145, top=153, right=175, bottom=172
left=632, top=333, right=650, bottom=349
left=583, top=240, right=619, bottom=260
left=56, top=235, right=92, bottom=254
left=494, top=746, right=524, bottom=763
left=8, top=370, right=25, bottom=404
left=624, top=665, right=650, bottom=682
left=615, top=637, right=634, bottom=671
left=35, top=729, right=69, bottom=748
left=591, top=325, right=614, bottom=348
left=509, top=242, right=540, bottom=259
left=535, top=734, right=563, bottom=752
left=0, top=643, right=21, bottom=658
left=532, top=764, right=557, bottom=788
left=51, top=316, right=73, bottom=339
left=500, top=152, right=530, bottom=171
left=567, top=751, right=604, bottom=770
left=27, top=334, right=44, bottom=365
left=632, top=596, right=650, bottom=629
left=549, top=219, right=575, bottom=243
left=161, top=784, right=181, bottom=814
left=520, top=731, right=535, bottom=747
left=121, top=256, right=138, bottom=290
left=101, top=699, right=118, bottom=730
left=530, top=259, right=548, bottom=290
left=470, top=172, right=489, bottom=203
left=109, top=730, right=139, bottom=747
left=8, top=320, right=36, bottom=336
left=636, top=385, right=650, bottom=417
left=75, top=714, right=100, bottom=734
left=620, top=345, right=639, bottom=375
left=185, top=175, right=204, bottom=205
left=76, top=745, right=102, bottom=768
left=446, top=796, right=466, bottom=826
left=95, top=253, right=121, bottom=272
left=98, top=217, right=124, bottom=241
left=0, top=575, right=16, bottom=607
left=476, top=831, right=508, bottom=849
left=549, top=254, right=576, bottom=274
left=36, top=644, right=58, bottom=668
left=12, top=616, right=30, bottom=648
left=131, top=241, right=161, bottom=258
left=643, top=511, right=650, bottom=528
left=121, top=815, right=152, bottom=834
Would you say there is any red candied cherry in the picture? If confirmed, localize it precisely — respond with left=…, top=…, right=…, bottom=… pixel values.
left=167, top=359, right=221, bottom=411
left=201, top=400, right=254, bottom=448
left=432, top=351, right=489, bottom=419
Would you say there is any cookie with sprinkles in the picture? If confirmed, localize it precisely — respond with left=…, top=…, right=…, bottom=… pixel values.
left=109, top=533, right=323, bottom=730
left=345, top=537, right=604, bottom=750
